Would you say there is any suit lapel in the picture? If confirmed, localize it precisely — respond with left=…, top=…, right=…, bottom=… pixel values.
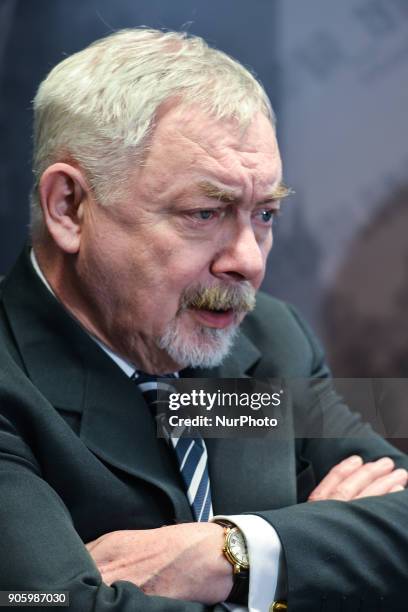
left=80, top=360, right=194, bottom=523
left=190, top=331, right=297, bottom=512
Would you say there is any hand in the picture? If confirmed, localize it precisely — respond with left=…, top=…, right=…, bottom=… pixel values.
left=308, top=455, right=408, bottom=502
left=86, top=522, right=232, bottom=604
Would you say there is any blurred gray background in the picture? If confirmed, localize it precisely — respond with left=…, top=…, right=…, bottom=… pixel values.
left=1, top=0, right=408, bottom=381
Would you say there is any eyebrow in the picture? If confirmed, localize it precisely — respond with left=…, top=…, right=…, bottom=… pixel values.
left=197, top=180, right=294, bottom=204
left=265, top=182, right=294, bottom=201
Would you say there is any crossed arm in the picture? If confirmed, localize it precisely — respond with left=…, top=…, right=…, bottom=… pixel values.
left=86, top=454, right=408, bottom=603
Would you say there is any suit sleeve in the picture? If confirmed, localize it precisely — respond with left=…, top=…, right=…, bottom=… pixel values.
left=254, top=305, right=408, bottom=611
left=0, top=365, right=221, bottom=612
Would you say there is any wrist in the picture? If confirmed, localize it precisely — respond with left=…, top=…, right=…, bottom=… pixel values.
left=189, top=522, right=233, bottom=603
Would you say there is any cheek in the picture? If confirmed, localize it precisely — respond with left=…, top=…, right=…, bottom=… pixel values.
left=78, top=230, right=148, bottom=313
left=262, top=231, right=273, bottom=257
left=155, top=238, right=213, bottom=281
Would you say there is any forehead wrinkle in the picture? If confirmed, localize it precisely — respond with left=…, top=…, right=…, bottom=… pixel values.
left=159, top=110, right=236, bottom=158
left=137, top=106, right=280, bottom=205
left=192, top=151, right=283, bottom=207
left=136, top=131, right=218, bottom=201
left=225, top=151, right=282, bottom=206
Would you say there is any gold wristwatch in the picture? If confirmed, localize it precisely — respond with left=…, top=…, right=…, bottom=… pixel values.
left=215, top=520, right=249, bottom=605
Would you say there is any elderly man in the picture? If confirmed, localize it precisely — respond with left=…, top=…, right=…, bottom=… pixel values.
left=0, top=28, right=407, bottom=612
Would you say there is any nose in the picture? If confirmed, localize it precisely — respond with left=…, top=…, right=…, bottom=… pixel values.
left=210, top=224, right=269, bottom=285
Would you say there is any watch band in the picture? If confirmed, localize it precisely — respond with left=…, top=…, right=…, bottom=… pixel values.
left=227, top=564, right=249, bottom=605
left=214, top=520, right=250, bottom=606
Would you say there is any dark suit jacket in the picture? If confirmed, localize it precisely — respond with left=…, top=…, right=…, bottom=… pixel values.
left=0, top=249, right=407, bottom=612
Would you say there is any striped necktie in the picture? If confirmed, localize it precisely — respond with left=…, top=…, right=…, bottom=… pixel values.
left=133, top=371, right=213, bottom=522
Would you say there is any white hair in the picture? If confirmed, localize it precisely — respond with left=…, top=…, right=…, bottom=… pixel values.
left=30, top=27, right=275, bottom=236
left=158, top=317, right=239, bottom=369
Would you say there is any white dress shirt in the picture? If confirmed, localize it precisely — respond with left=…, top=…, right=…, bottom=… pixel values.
left=30, top=248, right=285, bottom=612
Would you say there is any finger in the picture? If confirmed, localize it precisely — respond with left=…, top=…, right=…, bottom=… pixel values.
left=308, top=455, right=363, bottom=500
left=356, top=468, right=408, bottom=498
left=327, top=457, right=396, bottom=501
left=390, top=485, right=405, bottom=493
left=85, top=540, right=99, bottom=552
left=99, top=568, right=115, bottom=586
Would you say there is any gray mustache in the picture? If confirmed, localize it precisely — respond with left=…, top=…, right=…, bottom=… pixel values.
left=180, top=283, right=256, bottom=313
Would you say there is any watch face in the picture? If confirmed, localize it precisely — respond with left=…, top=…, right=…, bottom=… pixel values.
left=228, top=528, right=249, bottom=567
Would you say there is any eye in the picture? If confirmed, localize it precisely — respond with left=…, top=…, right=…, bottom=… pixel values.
left=196, top=210, right=215, bottom=220
left=261, top=210, right=273, bottom=223
left=187, top=209, right=224, bottom=223
left=254, top=208, right=280, bottom=225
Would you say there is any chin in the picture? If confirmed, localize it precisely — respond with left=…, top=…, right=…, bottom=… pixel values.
left=157, top=318, right=239, bottom=369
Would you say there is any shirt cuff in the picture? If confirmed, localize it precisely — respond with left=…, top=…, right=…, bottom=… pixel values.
left=213, top=514, right=283, bottom=612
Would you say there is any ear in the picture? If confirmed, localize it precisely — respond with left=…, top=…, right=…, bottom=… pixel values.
left=38, top=163, right=89, bottom=254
